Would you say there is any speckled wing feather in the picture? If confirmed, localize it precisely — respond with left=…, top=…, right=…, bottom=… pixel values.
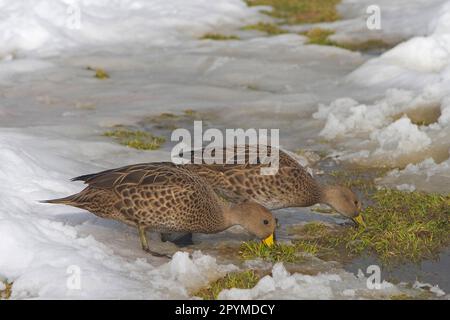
left=63, top=163, right=226, bottom=233
left=180, top=144, right=300, bottom=169
left=182, top=145, right=320, bottom=209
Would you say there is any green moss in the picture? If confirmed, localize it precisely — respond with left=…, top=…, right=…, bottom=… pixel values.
left=193, top=270, right=261, bottom=300
left=201, top=33, right=240, bottom=41
left=86, top=66, right=110, bottom=79
left=243, top=186, right=449, bottom=266
left=300, top=222, right=329, bottom=237
left=242, top=22, right=288, bottom=35
left=104, top=127, right=165, bottom=150
left=301, top=190, right=450, bottom=265
left=0, top=282, right=12, bottom=300
left=390, top=291, right=433, bottom=300
left=301, top=28, right=392, bottom=52
left=183, top=109, right=197, bottom=116
left=336, top=39, right=392, bottom=52
left=245, top=0, right=341, bottom=24
left=303, top=28, right=335, bottom=45
left=143, top=110, right=204, bottom=131
left=239, top=241, right=298, bottom=263
left=295, top=240, right=320, bottom=255
left=390, top=293, right=412, bottom=300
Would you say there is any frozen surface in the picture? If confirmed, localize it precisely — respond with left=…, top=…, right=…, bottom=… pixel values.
left=0, top=0, right=261, bottom=57
left=0, top=0, right=449, bottom=299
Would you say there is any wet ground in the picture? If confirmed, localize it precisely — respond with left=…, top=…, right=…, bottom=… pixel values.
left=133, top=110, right=450, bottom=294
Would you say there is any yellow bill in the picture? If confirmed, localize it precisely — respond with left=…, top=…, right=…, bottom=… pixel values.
left=262, top=233, right=274, bottom=247
left=353, top=214, right=366, bottom=227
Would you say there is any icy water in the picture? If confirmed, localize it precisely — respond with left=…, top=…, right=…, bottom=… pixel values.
left=1, top=0, right=449, bottom=299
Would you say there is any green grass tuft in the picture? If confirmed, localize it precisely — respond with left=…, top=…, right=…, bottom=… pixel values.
left=201, top=33, right=240, bottom=41
left=143, top=110, right=204, bottom=131
left=242, top=171, right=449, bottom=266
left=335, top=39, right=392, bottom=52
left=300, top=222, right=330, bottom=237
left=300, top=190, right=450, bottom=265
left=104, top=127, right=165, bottom=150
left=193, top=270, right=261, bottom=300
left=295, top=240, right=320, bottom=255
left=239, top=241, right=299, bottom=263
left=245, top=0, right=341, bottom=24
left=86, top=66, right=110, bottom=79
left=302, top=28, right=393, bottom=52
left=242, top=22, right=288, bottom=35
left=303, top=28, right=335, bottom=45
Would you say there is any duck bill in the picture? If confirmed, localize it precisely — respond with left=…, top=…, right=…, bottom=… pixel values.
left=262, top=233, right=275, bottom=247
left=352, top=214, right=366, bottom=227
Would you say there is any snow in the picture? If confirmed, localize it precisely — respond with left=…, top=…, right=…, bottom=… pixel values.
left=1, top=0, right=449, bottom=299
left=218, top=263, right=408, bottom=300
left=0, top=0, right=260, bottom=57
left=370, top=117, right=431, bottom=156
left=348, top=1, right=450, bottom=88
left=379, top=155, right=450, bottom=193
left=0, top=129, right=241, bottom=299
left=332, top=0, right=450, bottom=48
left=312, top=0, right=450, bottom=179
left=313, top=89, right=415, bottom=139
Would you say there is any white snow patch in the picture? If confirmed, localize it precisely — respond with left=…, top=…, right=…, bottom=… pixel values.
left=0, top=129, right=239, bottom=299
left=0, top=0, right=260, bottom=57
left=370, top=117, right=431, bottom=156
left=217, top=263, right=403, bottom=300
left=347, top=1, right=450, bottom=88
left=313, top=89, right=415, bottom=139
left=379, top=155, right=450, bottom=193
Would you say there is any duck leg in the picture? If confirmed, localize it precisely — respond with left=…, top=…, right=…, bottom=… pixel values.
left=138, top=225, right=171, bottom=258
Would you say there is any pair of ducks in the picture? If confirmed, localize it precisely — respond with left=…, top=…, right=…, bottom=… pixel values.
left=45, top=145, right=363, bottom=257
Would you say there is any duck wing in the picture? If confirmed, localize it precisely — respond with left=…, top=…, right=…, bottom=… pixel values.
left=179, top=144, right=300, bottom=169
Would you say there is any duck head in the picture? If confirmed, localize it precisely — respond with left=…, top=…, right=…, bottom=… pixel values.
left=321, top=185, right=365, bottom=226
left=224, top=201, right=276, bottom=246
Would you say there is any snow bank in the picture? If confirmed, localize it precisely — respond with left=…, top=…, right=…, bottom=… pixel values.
left=313, top=89, right=415, bottom=139
left=331, top=0, right=449, bottom=44
left=217, top=263, right=428, bottom=300
left=314, top=1, right=450, bottom=172
left=348, top=1, right=450, bottom=88
left=379, top=155, right=450, bottom=193
left=0, top=0, right=259, bottom=57
left=370, top=117, right=431, bottom=156
left=0, top=129, right=238, bottom=299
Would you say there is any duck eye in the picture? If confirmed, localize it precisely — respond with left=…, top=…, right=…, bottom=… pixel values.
left=354, top=200, right=358, bottom=205
left=263, top=219, right=269, bottom=225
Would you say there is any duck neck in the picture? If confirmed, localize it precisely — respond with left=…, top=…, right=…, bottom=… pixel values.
left=292, top=179, right=324, bottom=207
left=221, top=204, right=240, bottom=228
left=318, top=184, right=335, bottom=207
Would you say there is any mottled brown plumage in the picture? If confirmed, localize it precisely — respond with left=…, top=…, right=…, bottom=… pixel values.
left=44, top=162, right=276, bottom=256
left=181, top=145, right=362, bottom=222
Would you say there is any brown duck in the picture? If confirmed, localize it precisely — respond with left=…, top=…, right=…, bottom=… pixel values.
left=181, top=145, right=364, bottom=226
left=43, top=162, right=276, bottom=256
